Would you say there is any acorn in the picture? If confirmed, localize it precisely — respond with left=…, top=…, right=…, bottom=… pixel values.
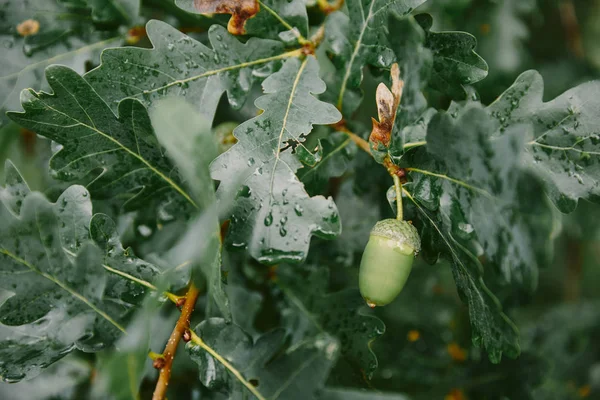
left=359, top=219, right=421, bottom=308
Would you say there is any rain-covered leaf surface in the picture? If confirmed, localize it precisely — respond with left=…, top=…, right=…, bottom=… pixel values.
left=299, top=131, right=357, bottom=195
left=244, top=0, right=309, bottom=43
left=414, top=13, right=488, bottom=99
left=186, top=318, right=339, bottom=399
left=7, top=65, right=195, bottom=217
left=387, top=14, right=432, bottom=130
left=0, top=162, right=158, bottom=381
left=487, top=70, right=600, bottom=213
left=276, top=264, right=385, bottom=385
left=0, top=0, right=123, bottom=127
left=210, top=56, right=342, bottom=265
left=85, top=19, right=289, bottom=123
left=401, top=104, right=554, bottom=362
left=324, top=0, right=428, bottom=116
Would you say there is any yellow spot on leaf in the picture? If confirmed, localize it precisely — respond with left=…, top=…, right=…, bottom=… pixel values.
left=578, top=385, right=591, bottom=398
left=445, top=388, right=466, bottom=400
left=447, top=342, right=467, bottom=362
left=407, top=330, right=420, bottom=342
left=17, top=19, right=40, bottom=37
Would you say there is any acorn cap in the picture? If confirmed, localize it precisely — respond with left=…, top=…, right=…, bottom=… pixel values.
left=370, top=219, right=421, bottom=256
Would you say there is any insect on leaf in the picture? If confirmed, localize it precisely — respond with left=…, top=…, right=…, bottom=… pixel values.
left=211, top=56, right=343, bottom=265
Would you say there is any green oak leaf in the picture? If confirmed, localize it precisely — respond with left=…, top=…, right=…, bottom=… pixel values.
left=149, top=97, right=229, bottom=318
left=210, top=56, right=342, bottom=265
left=84, top=19, right=289, bottom=123
left=299, top=131, right=357, bottom=195
left=0, top=0, right=123, bottom=127
left=469, top=0, right=536, bottom=75
left=276, top=263, right=385, bottom=384
left=324, top=0, right=428, bottom=116
left=76, top=0, right=139, bottom=23
left=414, top=13, right=488, bottom=99
left=487, top=70, right=600, bottom=213
left=7, top=65, right=196, bottom=216
left=0, top=162, right=159, bottom=381
left=387, top=14, right=433, bottom=129
left=186, top=318, right=339, bottom=399
left=401, top=105, right=554, bottom=362
left=245, top=0, right=309, bottom=43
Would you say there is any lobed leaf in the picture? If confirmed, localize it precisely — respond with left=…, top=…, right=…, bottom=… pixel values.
left=0, top=162, right=158, bottom=381
left=211, top=56, right=342, bottom=265
left=324, top=0, right=428, bottom=116
left=276, top=264, right=385, bottom=384
left=402, top=105, right=555, bottom=362
left=488, top=70, right=600, bottom=212
left=8, top=65, right=195, bottom=216
left=414, top=13, right=488, bottom=99
left=85, top=19, right=290, bottom=124
left=186, top=318, right=339, bottom=399
left=0, top=0, right=123, bottom=127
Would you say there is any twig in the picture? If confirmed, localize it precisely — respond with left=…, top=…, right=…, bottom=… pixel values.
left=559, top=0, right=584, bottom=59
left=392, top=174, right=403, bottom=220
left=152, top=284, right=201, bottom=400
left=332, top=121, right=371, bottom=154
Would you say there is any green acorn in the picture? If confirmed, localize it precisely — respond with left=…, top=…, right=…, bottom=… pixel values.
left=359, top=219, right=421, bottom=308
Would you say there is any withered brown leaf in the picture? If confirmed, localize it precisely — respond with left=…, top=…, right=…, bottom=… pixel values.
left=370, top=63, right=403, bottom=149
left=194, top=0, right=259, bottom=35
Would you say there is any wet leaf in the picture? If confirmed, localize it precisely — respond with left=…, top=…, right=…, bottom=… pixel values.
left=7, top=65, right=194, bottom=217
left=402, top=105, right=555, bottom=362
left=84, top=19, right=288, bottom=124
left=210, top=56, right=342, bottom=265
left=67, top=0, right=140, bottom=23
left=487, top=70, right=600, bottom=213
left=186, top=318, right=339, bottom=399
left=387, top=14, right=433, bottom=131
left=324, top=0, right=428, bottom=116
left=244, top=0, right=309, bottom=43
left=0, top=162, right=158, bottom=381
left=299, top=131, right=357, bottom=195
left=414, top=13, right=488, bottom=99
left=0, top=0, right=123, bottom=128
left=277, top=264, right=385, bottom=385
left=176, top=0, right=259, bottom=35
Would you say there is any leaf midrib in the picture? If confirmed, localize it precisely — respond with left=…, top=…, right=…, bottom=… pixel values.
left=33, top=95, right=197, bottom=208
left=0, top=248, right=126, bottom=333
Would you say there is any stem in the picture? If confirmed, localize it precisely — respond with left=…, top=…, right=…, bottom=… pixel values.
left=152, top=284, right=200, bottom=400
left=393, top=174, right=403, bottom=220
left=189, top=331, right=266, bottom=400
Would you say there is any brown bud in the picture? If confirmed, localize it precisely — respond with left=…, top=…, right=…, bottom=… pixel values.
left=182, top=330, right=192, bottom=343
left=153, top=357, right=166, bottom=369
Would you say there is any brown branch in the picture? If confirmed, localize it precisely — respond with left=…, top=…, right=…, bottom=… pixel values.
left=559, top=0, right=584, bottom=59
left=152, top=284, right=201, bottom=400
